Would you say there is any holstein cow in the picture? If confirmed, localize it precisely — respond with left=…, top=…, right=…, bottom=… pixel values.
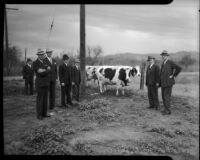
left=95, top=65, right=141, bottom=96
left=85, top=65, right=99, bottom=86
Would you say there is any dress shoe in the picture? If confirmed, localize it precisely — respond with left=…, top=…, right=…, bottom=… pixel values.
left=67, top=103, right=73, bottom=106
left=44, top=114, right=51, bottom=117
left=37, top=117, right=43, bottom=120
left=162, top=111, right=171, bottom=115
left=49, top=112, right=55, bottom=116
left=60, top=104, right=67, bottom=108
left=147, top=106, right=154, bottom=109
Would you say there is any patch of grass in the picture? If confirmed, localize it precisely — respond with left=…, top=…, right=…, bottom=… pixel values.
left=147, top=127, right=176, bottom=138
left=18, top=125, right=71, bottom=155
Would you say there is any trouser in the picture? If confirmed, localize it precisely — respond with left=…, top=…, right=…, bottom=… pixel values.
left=36, top=86, right=48, bottom=118
left=48, top=81, right=56, bottom=109
left=61, top=86, right=66, bottom=106
left=72, top=84, right=80, bottom=101
left=65, top=85, right=72, bottom=104
left=147, top=86, right=159, bottom=108
left=161, top=86, right=172, bottom=112
left=24, top=79, right=33, bottom=95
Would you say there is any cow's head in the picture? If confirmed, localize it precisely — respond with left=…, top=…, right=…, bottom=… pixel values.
left=130, top=66, right=141, bottom=77
left=86, top=66, right=93, bottom=80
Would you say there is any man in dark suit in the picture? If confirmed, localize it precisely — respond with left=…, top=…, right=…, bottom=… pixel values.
left=160, top=50, right=181, bottom=115
left=59, top=54, right=73, bottom=107
left=71, top=58, right=81, bottom=102
left=22, top=58, right=34, bottom=95
left=146, top=56, right=160, bottom=110
left=33, top=49, right=51, bottom=120
left=43, top=48, right=57, bottom=112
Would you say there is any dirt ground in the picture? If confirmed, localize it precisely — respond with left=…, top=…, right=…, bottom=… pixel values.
left=3, top=72, right=199, bottom=159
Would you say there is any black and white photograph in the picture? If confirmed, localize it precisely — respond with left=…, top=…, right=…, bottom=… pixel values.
left=3, top=1, right=199, bottom=159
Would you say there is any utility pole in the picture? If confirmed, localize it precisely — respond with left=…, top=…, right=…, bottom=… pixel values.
left=4, top=7, right=9, bottom=60
left=25, top=48, right=27, bottom=64
left=80, top=4, right=86, bottom=95
left=140, top=61, right=146, bottom=90
left=4, top=5, right=19, bottom=75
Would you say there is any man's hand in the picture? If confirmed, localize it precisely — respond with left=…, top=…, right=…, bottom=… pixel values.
left=169, top=75, right=174, bottom=78
left=38, top=68, right=46, bottom=73
left=156, top=83, right=159, bottom=87
left=72, top=82, right=75, bottom=86
left=61, top=83, right=65, bottom=86
left=47, top=66, right=51, bottom=70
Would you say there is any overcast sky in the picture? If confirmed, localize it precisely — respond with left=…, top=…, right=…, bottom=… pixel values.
left=6, top=0, right=199, bottom=58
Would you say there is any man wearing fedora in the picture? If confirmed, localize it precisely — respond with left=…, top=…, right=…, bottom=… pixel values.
left=146, top=56, right=160, bottom=110
left=160, top=50, right=181, bottom=115
left=43, top=48, right=58, bottom=114
left=71, top=58, right=81, bottom=102
left=59, top=54, right=73, bottom=107
left=33, top=49, right=51, bottom=120
left=22, top=58, right=34, bottom=95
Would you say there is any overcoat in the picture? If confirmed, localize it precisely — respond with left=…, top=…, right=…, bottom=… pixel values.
left=43, top=57, right=57, bottom=82
left=160, top=60, right=181, bottom=87
left=146, top=64, right=160, bottom=86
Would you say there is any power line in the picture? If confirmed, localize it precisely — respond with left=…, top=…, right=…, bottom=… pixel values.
left=46, top=7, right=57, bottom=51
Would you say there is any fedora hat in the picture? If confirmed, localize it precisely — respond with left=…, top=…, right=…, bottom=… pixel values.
left=75, top=58, right=80, bottom=63
left=36, top=49, right=45, bottom=55
left=62, top=54, right=69, bottom=60
left=46, top=48, right=53, bottom=53
left=26, top=58, right=32, bottom=62
left=160, top=50, right=169, bottom=56
left=147, top=56, right=155, bottom=61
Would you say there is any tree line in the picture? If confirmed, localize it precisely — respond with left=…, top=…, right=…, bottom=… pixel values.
left=3, top=45, right=198, bottom=76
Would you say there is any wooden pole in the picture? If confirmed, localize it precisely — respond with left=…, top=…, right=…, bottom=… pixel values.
left=140, top=62, right=146, bottom=90
left=80, top=4, right=86, bottom=95
left=4, top=7, right=9, bottom=61
left=25, top=48, right=27, bottom=63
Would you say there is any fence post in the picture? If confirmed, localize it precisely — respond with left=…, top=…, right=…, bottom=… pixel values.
left=140, top=61, right=146, bottom=90
left=24, top=48, right=27, bottom=64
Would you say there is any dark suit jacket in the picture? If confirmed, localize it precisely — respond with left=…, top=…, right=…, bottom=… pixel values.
left=22, top=64, right=34, bottom=80
left=59, top=63, right=72, bottom=86
left=43, top=57, right=57, bottom=82
left=160, top=60, right=181, bottom=87
left=71, top=66, right=81, bottom=85
left=146, top=64, right=160, bottom=86
left=33, top=59, right=50, bottom=87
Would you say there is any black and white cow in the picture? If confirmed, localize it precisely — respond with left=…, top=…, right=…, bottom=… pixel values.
left=85, top=65, right=99, bottom=86
left=95, top=65, right=141, bottom=96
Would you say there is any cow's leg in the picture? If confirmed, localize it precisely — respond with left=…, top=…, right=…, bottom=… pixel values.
left=86, top=81, right=89, bottom=87
left=122, top=87, right=125, bottom=95
left=116, top=83, right=121, bottom=96
left=99, top=81, right=103, bottom=93
left=104, top=84, right=107, bottom=91
left=116, top=88, right=119, bottom=96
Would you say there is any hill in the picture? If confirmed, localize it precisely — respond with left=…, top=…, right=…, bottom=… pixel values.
left=97, top=51, right=199, bottom=72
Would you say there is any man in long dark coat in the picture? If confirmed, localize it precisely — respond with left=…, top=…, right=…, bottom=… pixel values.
left=160, top=50, right=181, bottom=115
left=43, top=48, right=57, bottom=112
left=146, top=56, right=160, bottom=110
left=33, top=49, right=51, bottom=120
left=71, top=58, right=81, bottom=102
left=22, top=58, right=34, bottom=95
left=59, top=54, right=73, bottom=107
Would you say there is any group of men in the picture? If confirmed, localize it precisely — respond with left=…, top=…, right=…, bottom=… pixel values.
left=22, top=49, right=181, bottom=120
left=22, top=48, right=81, bottom=120
left=145, top=50, right=181, bottom=115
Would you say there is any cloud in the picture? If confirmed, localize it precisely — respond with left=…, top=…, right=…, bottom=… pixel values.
left=6, top=2, right=198, bottom=58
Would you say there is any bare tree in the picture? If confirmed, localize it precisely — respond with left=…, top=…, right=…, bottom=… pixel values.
left=3, top=45, right=23, bottom=76
left=86, top=45, right=103, bottom=65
